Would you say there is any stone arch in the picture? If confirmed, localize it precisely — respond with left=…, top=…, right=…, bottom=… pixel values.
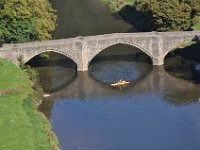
left=23, top=49, right=78, bottom=66
left=163, top=37, right=197, bottom=60
left=88, top=42, right=153, bottom=65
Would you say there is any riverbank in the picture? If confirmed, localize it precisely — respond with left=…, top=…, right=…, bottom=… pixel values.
left=0, top=58, right=59, bottom=150
left=101, top=0, right=200, bottom=31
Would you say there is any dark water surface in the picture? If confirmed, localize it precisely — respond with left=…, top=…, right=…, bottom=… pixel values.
left=50, top=0, right=136, bottom=38
left=34, top=0, right=200, bottom=150
left=37, top=50, right=200, bottom=150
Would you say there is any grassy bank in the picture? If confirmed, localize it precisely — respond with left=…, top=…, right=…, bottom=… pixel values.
left=0, top=58, right=59, bottom=150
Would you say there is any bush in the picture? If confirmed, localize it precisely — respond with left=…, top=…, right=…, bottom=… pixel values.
left=133, top=0, right=192, bottom=31
left=18, top=55, right=44, bottom=107
left=0, top=0, right=56, bottom=45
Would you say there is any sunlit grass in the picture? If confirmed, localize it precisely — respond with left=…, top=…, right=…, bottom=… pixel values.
left=0, top=58, right=31, bottom=91
left=0, top=58, right=59, bottom=150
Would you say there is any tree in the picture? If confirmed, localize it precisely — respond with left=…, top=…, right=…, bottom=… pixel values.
left=134, top=0, right=192, bottom=31
left=0, top=0, right=56, bottom=45
left=187, top=0, right=200, bottom=16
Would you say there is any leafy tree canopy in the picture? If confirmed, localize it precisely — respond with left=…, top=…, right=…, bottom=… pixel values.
left=187, top=0, right=200, bottom=16
left=134, top=0, right=192, bottom=31
left=0, top=0, right=56, bottom=45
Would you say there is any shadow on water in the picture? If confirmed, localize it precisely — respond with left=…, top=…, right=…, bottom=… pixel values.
left=38, top=44, right=200, bottom=120
left=36, top=0, right=200, bottom=149
left=49, top=0, right=137, bottom=39
left=164, top=41, right=200, bottom=84
left=26, top=52, right=77, bottom=93
left=39, top=66, right=200, bottom=117
left=89, top=44, right=153, bottom=86
left=37, top=48, right=200, bottom=150
left=39, top=56, right=200, bottom=119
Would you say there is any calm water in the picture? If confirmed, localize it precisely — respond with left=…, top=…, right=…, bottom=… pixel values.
left=37, top=49, right=200, bottom=150
left=49, top=0, right=136, bottom=38
left=32, top=0, right=200, bottom=150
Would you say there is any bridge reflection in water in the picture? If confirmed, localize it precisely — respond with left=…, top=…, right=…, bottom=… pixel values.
left=39, top=66, right=200, bottom=119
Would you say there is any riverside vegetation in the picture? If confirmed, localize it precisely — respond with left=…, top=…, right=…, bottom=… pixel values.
left=0, top=57, right=59, bottom=150
left=0, top=0, right=57, bottom=45
left=101, top=0, right=200, bottom=31
left=0, top=0, right=200, bottom=149
left=0, top=0, right=59, bottom=149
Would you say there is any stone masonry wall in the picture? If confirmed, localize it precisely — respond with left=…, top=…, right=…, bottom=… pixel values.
left=0, top=31, right=200, bottom=71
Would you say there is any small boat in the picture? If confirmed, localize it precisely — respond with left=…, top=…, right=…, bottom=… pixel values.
left=111, top=79, right=130, bottom=86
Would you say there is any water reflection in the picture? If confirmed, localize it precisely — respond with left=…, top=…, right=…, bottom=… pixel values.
left=165, top=54, right=200, bottom=84
left=89, top=44, right=152, bottom=85
left=50, top=0, right=136, bottom=39
left=36, top=43, right=200, bottom=150
left=38, top=0, right=200, bottom=149
left=39, top=66, right=200, bottom=116
left=89, top=61, right=152, bottom=85
left=39, top=66, right=200, bottom=150
left=26, top=52, right=77, bottom=92
left=36, top=66, right=76, bottom=92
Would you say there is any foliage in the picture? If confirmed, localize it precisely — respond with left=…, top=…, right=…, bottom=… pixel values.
left=102, top=0, right=200, bottom=31
left=133, top=0, right=192, bottom=31
left=188, top=0, right=200, bottom=30
left=187, top=0, right=200, bottom=16
left=18, top=55, right=43, bottom=107
left=101, top=0, right=134, bottom=11
left=192, top=16, right=200, bottom=30
left=0, top=0, right=56, bottom=45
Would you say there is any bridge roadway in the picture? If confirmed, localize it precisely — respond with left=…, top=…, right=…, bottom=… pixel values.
left=0, top=31, right=200, bottom=71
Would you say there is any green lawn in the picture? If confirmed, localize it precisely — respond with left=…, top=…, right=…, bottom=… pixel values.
left=0, top=58, right=59, bottom=150
left=0, top=59, right=32, bottom=91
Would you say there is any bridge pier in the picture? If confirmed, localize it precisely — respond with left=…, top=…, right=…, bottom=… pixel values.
left=77, top=63, right=88, bottom=72
left=152, top=57, right=164, bottom=66
left=0, top=31, right=200, bottom=71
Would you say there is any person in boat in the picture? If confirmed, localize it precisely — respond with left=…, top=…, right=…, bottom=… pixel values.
left=119, top=79, right=126, bottom=83
left=111, top=79, right=130, bottom=86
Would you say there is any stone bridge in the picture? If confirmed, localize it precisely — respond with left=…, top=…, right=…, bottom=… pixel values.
left=0, top=31, right=200, bottom=71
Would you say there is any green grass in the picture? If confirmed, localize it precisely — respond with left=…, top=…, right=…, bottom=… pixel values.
left=0, top=58, right=59, bottom=150
left=0, top=59, right=32, bottom=91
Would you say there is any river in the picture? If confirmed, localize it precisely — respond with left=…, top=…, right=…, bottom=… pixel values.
left=50, top=0, right=136, bottom=38
left=28, top=0, right=200, bottom=150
